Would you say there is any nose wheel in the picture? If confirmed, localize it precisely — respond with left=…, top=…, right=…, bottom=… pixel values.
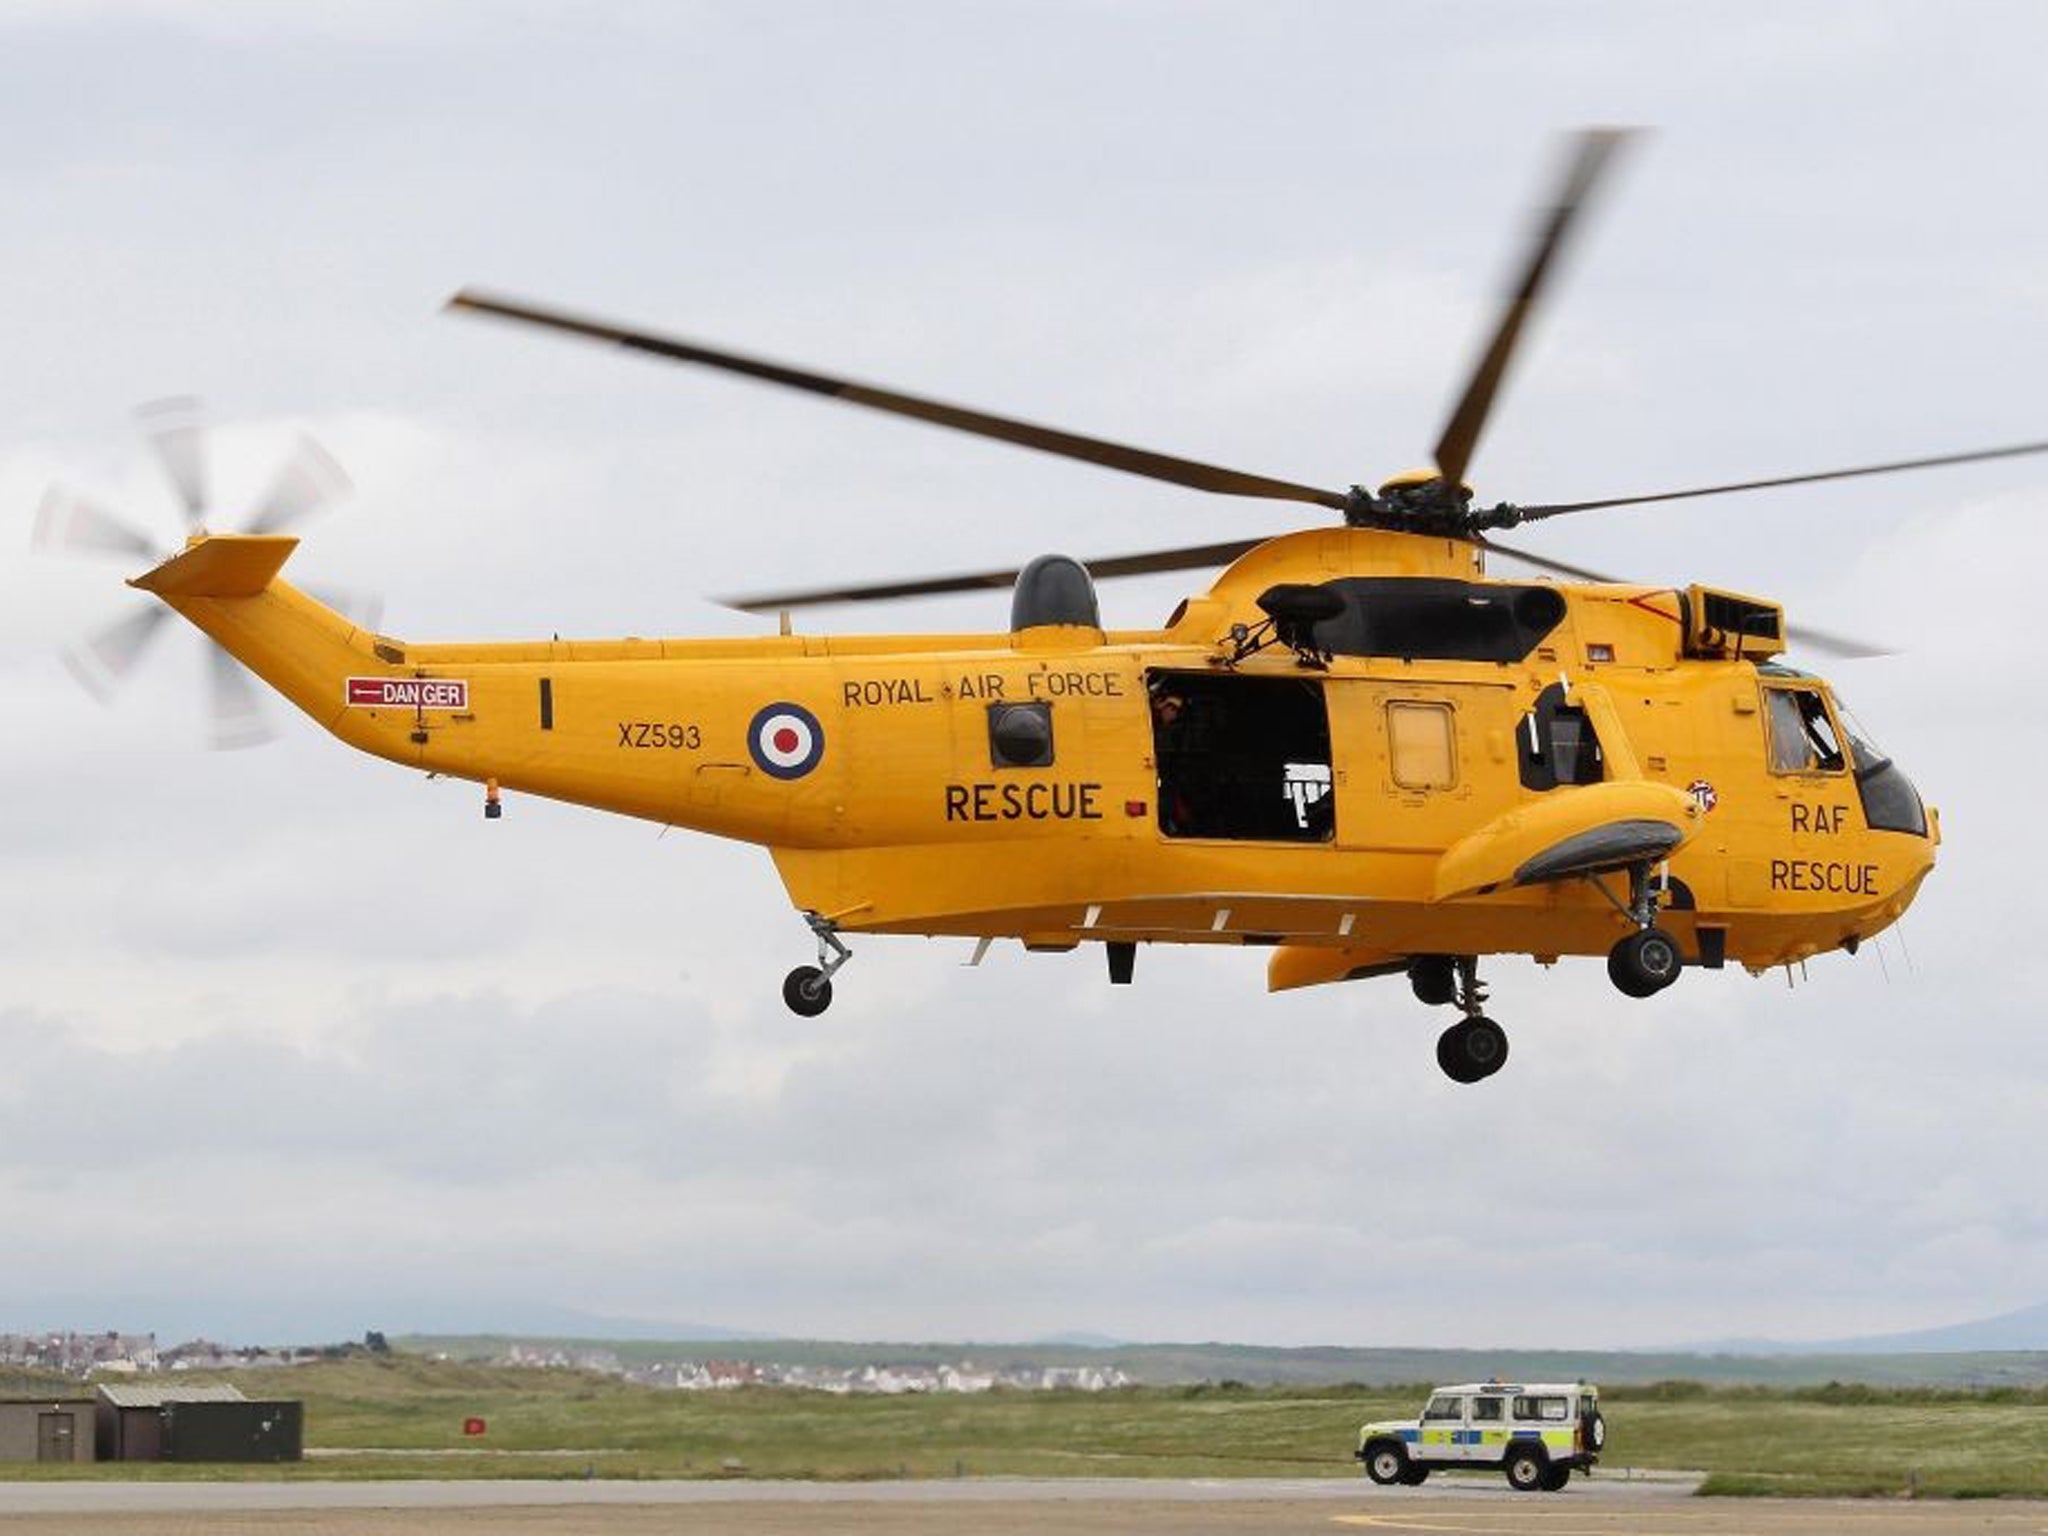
left=1432, top=956, right=1509, bottom=1084
left=782, top=912, right=851, bottom=1017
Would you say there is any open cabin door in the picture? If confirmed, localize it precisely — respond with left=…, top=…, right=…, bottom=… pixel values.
left=1148, top=670, right=1334, bottom=842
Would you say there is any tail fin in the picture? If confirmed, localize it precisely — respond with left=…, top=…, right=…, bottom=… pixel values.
left=130, top=534, right=298, bottom=598
left=127, top=533, right=403, bottom=756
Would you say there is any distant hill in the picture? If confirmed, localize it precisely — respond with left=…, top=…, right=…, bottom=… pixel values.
left=1809, top=1301, right=2048, bottom=1354
left=1689, top=1301, right=2048, bottom=1356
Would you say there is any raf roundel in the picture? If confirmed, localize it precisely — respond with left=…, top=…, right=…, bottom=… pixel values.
left=748, top=702, right=825, bottom=780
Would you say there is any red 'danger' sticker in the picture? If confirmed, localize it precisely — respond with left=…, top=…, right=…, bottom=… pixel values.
left=346, top=677, right=469, bottom=709
left=749, top=702, right=824, bottom=779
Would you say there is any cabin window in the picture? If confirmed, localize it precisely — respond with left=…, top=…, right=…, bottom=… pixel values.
left=1513, top=1395, right=1571, bottom=1422
left=1765, top=685, right=1845, bottom=774
left=1387, top=701, right=1457, bottom=790
left=1422, top=1395, right=1465, bottom=1423
left=1471, top=1397, right=1505, bottom=1423
left=1149, top=671, right=1333, bottom=842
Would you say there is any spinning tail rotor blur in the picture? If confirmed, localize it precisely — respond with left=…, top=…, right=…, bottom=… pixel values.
left=33, top=399, right=371, bottom=748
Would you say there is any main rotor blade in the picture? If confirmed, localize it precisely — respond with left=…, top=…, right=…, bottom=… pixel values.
left=61, top=605, right=170, bottom=701
left=1434, top=128, right=1634, bottom=494
left=1515, top=438, right=2048, bottom=521
left=722, top=537, right=1266, bottom=612
left=208, top=644, right=273, bottom=750
left=447, top=288, right=1350, bottom=512
left=248, top=434, right=351, bottom=534
left=1480, top=535, right=1893, bottom=658
left=137, top=397, right=208, bottom=526
left=32, top=486, right=162, bottom=561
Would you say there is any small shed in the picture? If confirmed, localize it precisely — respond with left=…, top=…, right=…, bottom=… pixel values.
left=96, top=1383, right=301, bottom=1463
left=165, top=1396, right=303, bottom=1463
left=0, top=1397, right=97, bottom=1463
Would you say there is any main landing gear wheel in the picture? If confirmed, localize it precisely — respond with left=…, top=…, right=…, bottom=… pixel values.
left=1607, top=926, right=1681, bottom=998
left=1436, top=1016, right=1509, bottom=1084
left=782, top=965, right=832, bottom=1017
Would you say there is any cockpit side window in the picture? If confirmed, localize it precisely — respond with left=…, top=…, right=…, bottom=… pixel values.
left=1765, top=686, right=1845, bottom=774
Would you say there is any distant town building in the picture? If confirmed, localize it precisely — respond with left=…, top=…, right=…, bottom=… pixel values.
left=0, top=1332, right=157, bottom=1377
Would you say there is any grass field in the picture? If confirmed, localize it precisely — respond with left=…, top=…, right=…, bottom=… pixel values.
left=6, top=1358, right=2048, bottom=1497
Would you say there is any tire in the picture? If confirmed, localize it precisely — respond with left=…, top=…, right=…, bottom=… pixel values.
left=1540, top=1465, right=1571, bottom=1491
left=1607, top=927, right=1681, bottom=998
left=782, top=965, right=833, bottom=1017
left=1436, top=1017, right=1509, bottom=1084
left=1397, top=1466, right=1429, bottom=1486
left=1587, top=1412, right=1606, bottom=1452
left=1504, top=1446, right=1548, bottom=1492
left=1408, top=955, right=1457, bottom=1007
left=1435, top=1026, right=1476, bottom=1083
left=1363, top=1443, right=1408, bottom=1486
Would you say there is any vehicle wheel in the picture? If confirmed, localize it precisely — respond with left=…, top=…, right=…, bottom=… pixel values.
left=1607, top=927, right=1681, bottom=998
left=1397, top=1465, right=1429, bottom=1486
left=1436, top=1017, right=1509, bottom=1084
left=1587, top=1411, right=1606, bottom=1451
left=1540, top=1465, right=1571, bottom=1491
left=1408, top=955, right=1457, bottom=1007
left=1363, top=1443, right=1408, bottom=1486
left=782, top=965, right=833, bottom=1017
left=1504, top=1447, right=1548, bottom=1491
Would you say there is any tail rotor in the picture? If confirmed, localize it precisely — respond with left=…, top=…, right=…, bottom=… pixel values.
left=36, top=399, right=358, bottom=748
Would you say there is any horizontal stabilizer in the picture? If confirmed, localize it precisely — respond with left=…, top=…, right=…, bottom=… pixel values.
left=1433, top=781, right=1699, bottom=901
left=129, top=534, right=298, bottom=599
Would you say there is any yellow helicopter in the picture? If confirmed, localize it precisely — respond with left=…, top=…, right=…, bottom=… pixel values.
left=49, top=130, right=2026, bottom=1082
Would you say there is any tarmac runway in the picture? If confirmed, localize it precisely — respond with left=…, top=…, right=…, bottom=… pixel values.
left=5, top=1477, right=2048, bottom=1535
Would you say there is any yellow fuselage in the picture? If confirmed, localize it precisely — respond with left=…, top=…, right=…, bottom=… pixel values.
left=139, top=527, right=1935, bottom=991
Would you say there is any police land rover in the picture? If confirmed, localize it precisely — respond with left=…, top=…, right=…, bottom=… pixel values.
left=1356, top=1381, right=1604, bottom=1492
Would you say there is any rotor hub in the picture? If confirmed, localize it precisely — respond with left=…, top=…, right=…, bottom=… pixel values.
left=1342, top=477, right=1522, bottom=538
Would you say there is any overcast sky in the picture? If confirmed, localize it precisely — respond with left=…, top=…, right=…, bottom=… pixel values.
left=4, top=0, right=2048, bottom=1351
